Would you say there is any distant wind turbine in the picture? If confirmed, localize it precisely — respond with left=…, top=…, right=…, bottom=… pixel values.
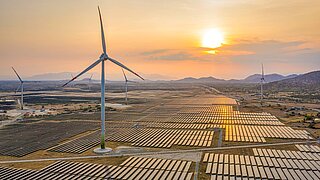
left=62, top=6, right=144, bottom=153
left=12, top=67, right=24, bottom=110
left=88, top=74, right=93, bottom=90
left=260, top=63, right=265, bottom=103
left=122, top=68, right=137, bottom=104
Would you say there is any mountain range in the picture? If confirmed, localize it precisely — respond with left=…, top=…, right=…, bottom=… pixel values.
left=243, top=73, right=298, bottom=83
left=5, top=70, right=320, bottom=91
left=265, top=70, right=320, bottom=91
left=176, top=73, right=299, bottom=83
left=176, top=70, right=320, bottom=91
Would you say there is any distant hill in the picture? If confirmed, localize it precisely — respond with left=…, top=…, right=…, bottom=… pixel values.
left=265, top=70, right=320, bottom=91
left=243, top=73, right=298, bottom=83
left=176, top=76, right=225, bottom=83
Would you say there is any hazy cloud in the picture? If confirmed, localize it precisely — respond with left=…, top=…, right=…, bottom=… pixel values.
left=140, top=49, right=171, bottom=56
left=141, top=40, right=318, bottom=64
left=149, top=52, right=198, bottom=61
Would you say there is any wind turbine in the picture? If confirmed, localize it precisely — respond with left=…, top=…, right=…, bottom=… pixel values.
left=260, top=63, right=265, bottom=103
left=12, top=67, right=24, bottom=110
left=122, top=68, right=137, bottom=104
left=62, top=7, right=144, bottom=153
left=88, top=74, right=93, bottom=90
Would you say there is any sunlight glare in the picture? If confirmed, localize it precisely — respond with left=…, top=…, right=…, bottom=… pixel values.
left=202, top=29, right=224, bottom=48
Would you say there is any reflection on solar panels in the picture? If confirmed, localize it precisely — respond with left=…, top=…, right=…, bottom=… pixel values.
left=224, top=125, right=311, bottom=142
left=170, top=105, right=283, bottom=125
left=203, top=147, right=320, bottom=179
left=0, top=157, right=194, bottom=180
left=168, top=97, right=238, bottom=105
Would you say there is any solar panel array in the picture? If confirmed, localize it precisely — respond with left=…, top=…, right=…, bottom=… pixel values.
left=171, top=106, right=283, bottom=126
left=129, top=129, right=213, bottom=148
left=49, top=101, right=311, bottom=154
left=0, top=121, right=98, bottom=157
left=168, top=97, right=238, bottom=105
left=98, top=122, right=211, bottom=130
left=296, top=144, right=320, bottom=153
left=0, top=157, right=194, bottom=180
left=224, top=125, right=310, bottom=142
left=49, top=130, right=101, bottom=154
left=51, top=127, right=214, bottom=153
left=203, top=146, right=320, bottom=179
left=0, top=166, right=37, bottom=180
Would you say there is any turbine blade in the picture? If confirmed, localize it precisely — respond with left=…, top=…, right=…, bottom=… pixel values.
left=108, top=57, right=144, bottom=80
left=15, top=84, right=22, bottom=93
left=121, top=68, right=128, bottom=81
left=98, top=6, right=107, bottom=55
left=62, top=58, right=102, bottom=87
left=12, top=67, right=23, bottom=83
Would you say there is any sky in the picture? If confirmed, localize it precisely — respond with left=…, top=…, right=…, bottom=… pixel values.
left=0, top=0, right=320, bottom=80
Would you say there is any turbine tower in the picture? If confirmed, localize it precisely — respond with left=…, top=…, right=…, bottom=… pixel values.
left=121, top=69, right=137, bottom=104
left=12, top=67, right=24, bottom=110
left=122, top=69, right=128, bottom=104
left=260, top=63, right=265, bottom=103
left=63, top=7, right=144, bottom=153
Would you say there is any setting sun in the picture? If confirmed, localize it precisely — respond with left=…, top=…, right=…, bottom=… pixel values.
left=201, top=29, right=224, bottom=48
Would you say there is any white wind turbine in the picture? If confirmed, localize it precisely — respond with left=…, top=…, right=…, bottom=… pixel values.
left=121, top=68, right=137, bottom=104
left=12, top=67, right=24, bottom=110
left=63, top=7, right=144, bottom=153
left=260, top=63, right=266, bottom=103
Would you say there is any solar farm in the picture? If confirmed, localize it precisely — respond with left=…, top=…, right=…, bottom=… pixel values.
left=203, top=147, right=320, bottom=179
left=0, top=87, right=319, bottom=180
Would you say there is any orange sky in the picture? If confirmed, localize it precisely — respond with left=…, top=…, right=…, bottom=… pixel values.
left=1, top=0, right=320, bottom=80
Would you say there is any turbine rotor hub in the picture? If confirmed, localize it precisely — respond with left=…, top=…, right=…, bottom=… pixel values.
left=100, top=53, right=109, bottom=60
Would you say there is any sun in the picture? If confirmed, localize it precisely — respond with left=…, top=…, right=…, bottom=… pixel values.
left=201, top=29, right=224, bottom=48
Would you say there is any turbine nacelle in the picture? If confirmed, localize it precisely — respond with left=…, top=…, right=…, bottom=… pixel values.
left=100, top=53, right=109, bottom=60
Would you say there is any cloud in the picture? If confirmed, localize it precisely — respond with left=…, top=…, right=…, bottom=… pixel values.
left=149, top=52, right=198, bottom=61
left=138, top=42, right=320, bottom=76
left=139, top=40, right=320, bottom=67
left=140, top=49, right=171, bottom=56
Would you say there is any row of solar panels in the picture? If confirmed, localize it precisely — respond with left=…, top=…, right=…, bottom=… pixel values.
left=0, top=157, right=194, bottom=180
left=210, top=168, right=319, bottom=180
left=224, top=125, right=311, bottom=140
left=296, top=144, right=320, bottom=153
left=170, top=116, right=282, bottom=125
left=204, top=154, right=320, bottom=168
left=167, top=98, right=237, bottom=105
left=253, top=148, right=320, bottom=161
